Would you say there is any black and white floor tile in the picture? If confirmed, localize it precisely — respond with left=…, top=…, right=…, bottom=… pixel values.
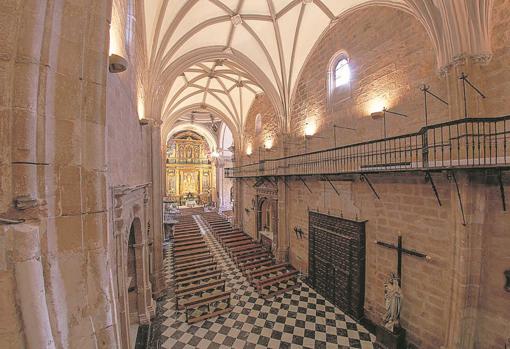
left=154, top=215, right=375, bottom=349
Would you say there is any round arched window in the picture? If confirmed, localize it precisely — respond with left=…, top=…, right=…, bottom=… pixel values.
left=334, top=57, right=350, bottom=87
left=255, top=113, right=262, bottom=135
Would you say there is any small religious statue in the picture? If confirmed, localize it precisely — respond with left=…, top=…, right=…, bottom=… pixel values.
left=382, top=272, right=402, bottom=333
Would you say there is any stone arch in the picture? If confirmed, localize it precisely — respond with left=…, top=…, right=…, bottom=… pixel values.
left=165, top=123, right=219, bottom=152
left=288, top=1, right=421, bottom=113
left=151, top=46, right=285, bottom=133
left=127, top=216, right=144, bottom=323
left=162, top=104, right=240, bottom=148
left=256, top=196, right=278, bottom=253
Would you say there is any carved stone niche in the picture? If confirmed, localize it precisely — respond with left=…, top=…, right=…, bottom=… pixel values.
left=505, top=270, right=510, bottom=292
left=112, top=183, right=155, bottom=335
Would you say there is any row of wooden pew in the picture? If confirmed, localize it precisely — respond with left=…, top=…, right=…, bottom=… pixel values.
left=201, top=212, right=299, bottom=299
left=171, top=215, right=232, bottom=323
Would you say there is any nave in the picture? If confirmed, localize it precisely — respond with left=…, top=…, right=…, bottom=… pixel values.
left=150, top=210, right=374, bottom=349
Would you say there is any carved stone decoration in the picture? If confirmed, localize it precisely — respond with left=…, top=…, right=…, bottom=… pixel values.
left=405, top=0, right=494, bottom=72
left=112, top=184, right=155, bottom=330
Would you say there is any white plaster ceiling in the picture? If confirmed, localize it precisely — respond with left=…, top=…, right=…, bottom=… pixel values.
left=145, top=0, right=405, bottom=132
left=162, top=59, right=263, bottom=133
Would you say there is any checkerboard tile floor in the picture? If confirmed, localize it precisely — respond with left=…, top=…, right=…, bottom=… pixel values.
left=153, top=215, right=375, bottom=349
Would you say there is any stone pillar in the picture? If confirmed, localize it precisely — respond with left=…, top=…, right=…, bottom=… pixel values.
left=276, top=179, right=289, bottom=263
left=150, top=120, right=165, bottom=297
left=217, top=161, right=224, bottom=208
left=440, top=61, right=490, bottom=349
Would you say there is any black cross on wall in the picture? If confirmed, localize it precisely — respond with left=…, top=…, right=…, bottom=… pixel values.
left=374, top=234, right=431, bottom=287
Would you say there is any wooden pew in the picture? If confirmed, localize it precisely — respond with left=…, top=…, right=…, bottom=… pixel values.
left=183, top=292, right=232, bottom=324
left=175, top=278, right=226, bottom=310
left=174, top=252, right=211, bottom=266
left=176, top=270, right=222, bottom=288
left=174, top=242, right=207, bottom=252
left=238, top=258, right=273, bottom=273
left=174, top=237, right=205, bottom=247
left=175, top=269, right=221, bottom=285
left=228, top=243, right=261, bottom=256
left=223, top=240, right=253, bottom=249
left=174, top=256, right=214, bottom=270
left=174, top=247, right=209, bottom=258
left=246, top=263, right=289, bottom=282
left=254, top=270, right=299, bottom=298
left=235, top=251, right=270, bottom=264
left=174, top=230, right=201, bottom=236
left=220, top=235, right=251, bottom=244
left=232, top=247, right=267, bottom=262
left=174, top=261, right=217, bottom=278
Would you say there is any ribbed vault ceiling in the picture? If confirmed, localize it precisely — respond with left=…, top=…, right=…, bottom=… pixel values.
left=163, top=59, right=263, bottom=134
left=145, top=0, right=406, bottom=134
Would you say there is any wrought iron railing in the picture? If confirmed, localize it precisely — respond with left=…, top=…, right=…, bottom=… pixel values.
left=225, top=115, right=510, bottom=178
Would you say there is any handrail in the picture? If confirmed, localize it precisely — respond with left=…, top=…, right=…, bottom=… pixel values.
left=226, top=115, right=510, bottom=178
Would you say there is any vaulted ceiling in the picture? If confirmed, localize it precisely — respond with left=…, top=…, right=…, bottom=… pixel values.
left=162, top=59, right=263, bottom=135
left=143, top=0, right=493, bottom=141
left=144, top=0, right=407, bottom=135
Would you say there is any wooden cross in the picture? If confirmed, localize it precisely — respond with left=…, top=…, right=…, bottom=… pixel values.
left=375, top=234, right=431, bottom=286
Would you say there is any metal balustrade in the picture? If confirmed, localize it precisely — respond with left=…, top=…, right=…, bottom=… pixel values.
left=225, top=115, right=510, bottom=178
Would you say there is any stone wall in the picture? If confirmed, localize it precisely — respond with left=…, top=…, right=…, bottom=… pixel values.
left=236, top=3, right=510, bottom=349
left=0, top=1, right=162, bottom=348
left=243, top=93, right=280, bottom=157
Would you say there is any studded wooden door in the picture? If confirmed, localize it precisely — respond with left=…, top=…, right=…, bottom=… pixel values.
left=308, top=211, right=366, bottom=320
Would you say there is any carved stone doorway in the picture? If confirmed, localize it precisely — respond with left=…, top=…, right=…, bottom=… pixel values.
left=256, top=197, right=277, bottom=252
left=255, top=178, right=278, bottom=253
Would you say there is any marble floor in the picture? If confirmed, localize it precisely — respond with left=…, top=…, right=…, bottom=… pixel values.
left=150, top=215, right=375, bottom=349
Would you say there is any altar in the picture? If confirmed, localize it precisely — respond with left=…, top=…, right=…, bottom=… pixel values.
left=165, top=130, right=215, bottom=205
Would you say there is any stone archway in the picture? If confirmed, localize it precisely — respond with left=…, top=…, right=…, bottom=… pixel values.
left=256, top=197, right=278, bottom=253
left=127, top=218, right=144, bottom=324
left=254, top=178, right=279, bottom=254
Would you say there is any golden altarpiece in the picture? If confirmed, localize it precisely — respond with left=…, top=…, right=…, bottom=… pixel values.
left=165, top=131, right=215, bottom=206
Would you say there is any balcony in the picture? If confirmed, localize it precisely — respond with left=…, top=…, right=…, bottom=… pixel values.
left=225, top=115, right=510, bottom=178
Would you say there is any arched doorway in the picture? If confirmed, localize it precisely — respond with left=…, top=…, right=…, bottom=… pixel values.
left=127, top=222, right=138, bottom=317
left=256, top=197, right=278, bottom=253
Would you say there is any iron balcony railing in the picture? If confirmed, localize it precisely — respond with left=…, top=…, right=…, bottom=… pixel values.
left=225, top=115, right=510, bottom=178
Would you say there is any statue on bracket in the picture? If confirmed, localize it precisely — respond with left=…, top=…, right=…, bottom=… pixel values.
left=382, top=272, right=402, bottom=332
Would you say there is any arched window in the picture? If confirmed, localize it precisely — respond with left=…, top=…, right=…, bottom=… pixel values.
left=254, top=114, right=262, bottom=135
left=334, top=58, right=350, bottom=87
left=328, top=51, right=352, bottom=109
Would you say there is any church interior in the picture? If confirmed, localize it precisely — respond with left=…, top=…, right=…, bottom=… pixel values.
left=0, top=1, right=509, bottom=348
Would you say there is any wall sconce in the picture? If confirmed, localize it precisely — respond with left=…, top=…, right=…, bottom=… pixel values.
left=371, top=107, right=408, bottom=139
left=109, top=54, right=128, bottom=73
left=294, top=226, right=305, bottom=239
left=264, top=138, right=273, bottom=150
left=246, top=144, right=253, bottom=156
left=304, top=121, right=316, bottom=137
left=139, top=118, right=149, bottom=126
left=370, top=111, right=384, bottom=119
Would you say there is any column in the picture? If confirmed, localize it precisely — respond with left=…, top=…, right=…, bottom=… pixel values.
left=149, top=120, right=165, bottom=297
